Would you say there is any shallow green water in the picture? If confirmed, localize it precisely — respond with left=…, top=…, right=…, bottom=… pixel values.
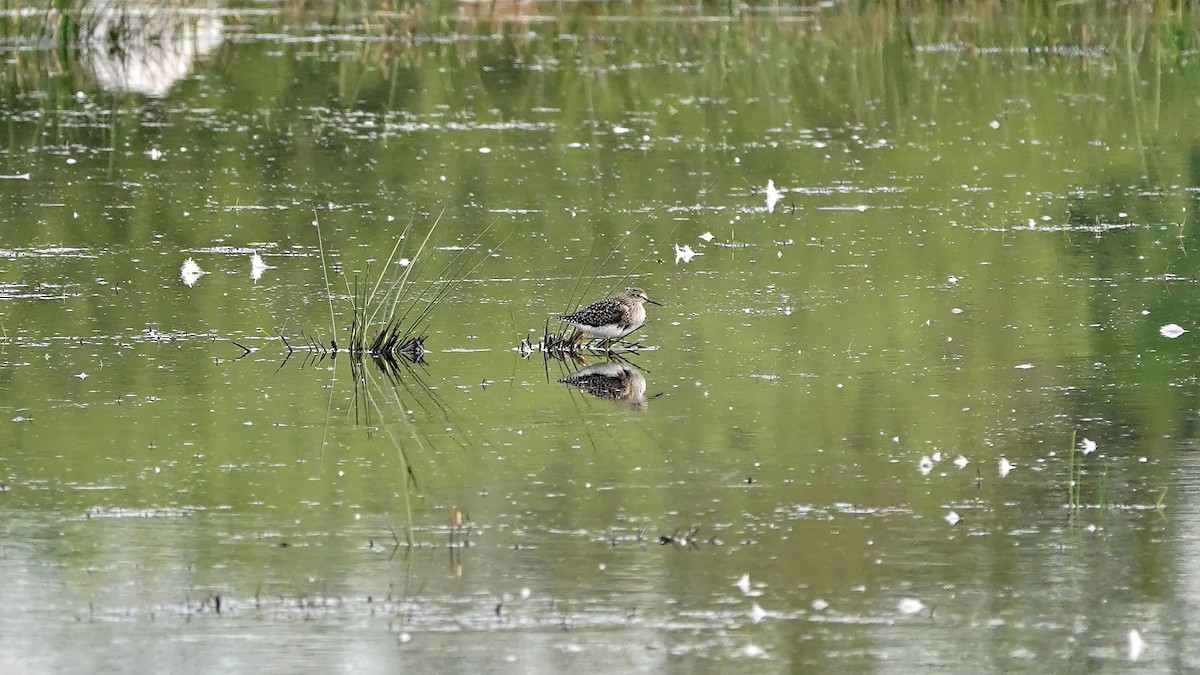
left=3, top=3, right=1200, bottom=672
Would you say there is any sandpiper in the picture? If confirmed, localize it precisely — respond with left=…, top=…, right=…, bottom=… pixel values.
left=560, top=287, right=661, bottom=346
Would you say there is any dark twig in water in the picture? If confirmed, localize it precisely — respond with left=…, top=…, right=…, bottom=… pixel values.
left=658, top=524, right=704, bottom=549
left=231, top=340, right=252, bottom=358
left=387, top=523, right=406, bottom=552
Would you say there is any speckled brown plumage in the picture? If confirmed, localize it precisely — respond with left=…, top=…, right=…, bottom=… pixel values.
left=559, top=362, right=648, bottom=409
left=559, top=287, right=661, bottom=341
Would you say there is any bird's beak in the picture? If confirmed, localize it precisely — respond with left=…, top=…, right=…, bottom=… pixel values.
left=646, top=297, right=662, bottom=306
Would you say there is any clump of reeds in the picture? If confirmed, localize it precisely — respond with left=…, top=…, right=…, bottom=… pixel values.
left=1067, top=429, right=1082, bottom=511
left=538, top=320, right=586, bottom=356
left=310, top=207, right=503, bottom=377
left=345, top=270, right=429, bottom=364
left=1066, top=432, right=1116, bottom=518
left=334, top=212, right=439, bottom=363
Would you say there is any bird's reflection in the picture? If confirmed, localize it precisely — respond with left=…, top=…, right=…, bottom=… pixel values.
left=559, top=361, right=648, bottom=410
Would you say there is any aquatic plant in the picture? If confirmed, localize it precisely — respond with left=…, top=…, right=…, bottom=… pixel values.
left=312, top=208, right=499, bottom=364
left=1067, top=433, right=1116, bottom=515
left=538, top=319, right=587, bottom=357
left=1067, top=430, right=1087, bottom=511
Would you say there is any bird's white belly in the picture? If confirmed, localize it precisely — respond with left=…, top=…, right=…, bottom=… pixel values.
left=566, top=321, right=630, bottom=339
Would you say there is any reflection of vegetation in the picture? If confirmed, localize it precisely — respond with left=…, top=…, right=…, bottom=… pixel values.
left=13, top=1, right=1187, bottom=54
left=5, top=2, right=223, bottom=96
left=348, top=353, right=424, bottom=547
left=7, top=2, right=1199, bottom=97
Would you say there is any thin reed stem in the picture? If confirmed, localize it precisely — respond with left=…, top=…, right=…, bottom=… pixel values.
left=314, top=207, right=337, bottom=339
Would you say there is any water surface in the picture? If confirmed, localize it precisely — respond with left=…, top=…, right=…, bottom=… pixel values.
left=2, top=3, right=1200, bottom=672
